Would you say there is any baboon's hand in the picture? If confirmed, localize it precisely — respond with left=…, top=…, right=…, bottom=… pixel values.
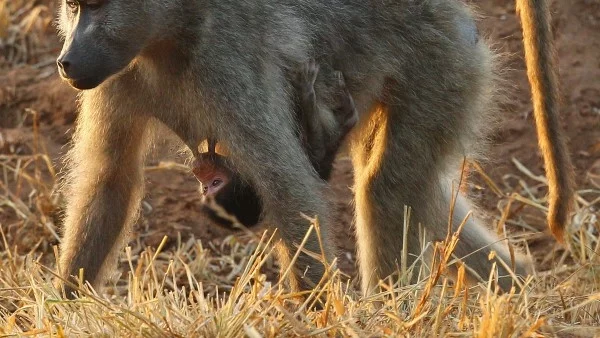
left=298, top=59, right=319, bottom=100
left=334, top=71, right=358, bottom=131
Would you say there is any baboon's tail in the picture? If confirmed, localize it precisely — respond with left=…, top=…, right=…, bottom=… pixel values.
left=517, top=0, right=575, bottom=242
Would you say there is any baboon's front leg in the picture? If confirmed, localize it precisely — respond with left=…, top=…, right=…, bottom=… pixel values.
left=213, top=75, right=333, bottom=291
left=229, top=125, right=333, bottom=291
left=58, top=88, right=151, bottom=296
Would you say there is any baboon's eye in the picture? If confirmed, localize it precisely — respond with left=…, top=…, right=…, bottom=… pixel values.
left=211, top=179, right=222, bottom=187
left=66, top=0, right=79, bottom=13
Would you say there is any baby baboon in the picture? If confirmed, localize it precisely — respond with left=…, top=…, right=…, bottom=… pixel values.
left=55, top=0, right=571, bottom=296
left=193, top=139, right=264, bottom=228
left=194, top=61, right=358, bottom=228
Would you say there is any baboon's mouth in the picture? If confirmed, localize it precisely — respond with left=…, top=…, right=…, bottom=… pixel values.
left=60, top=75, right=102, bottom=91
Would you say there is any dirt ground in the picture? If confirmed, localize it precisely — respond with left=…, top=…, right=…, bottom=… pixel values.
left=1, top=0, right=599, bottom=279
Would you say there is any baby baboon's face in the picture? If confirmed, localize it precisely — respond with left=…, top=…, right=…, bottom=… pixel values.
left=56, top=0, right=152, bottom=90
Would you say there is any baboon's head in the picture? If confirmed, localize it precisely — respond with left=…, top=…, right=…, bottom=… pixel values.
left=56, top=0, right=156, bottom=90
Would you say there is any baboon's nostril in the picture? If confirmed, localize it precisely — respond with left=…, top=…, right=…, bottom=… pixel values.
left=57, top=59, right=71, bottom=72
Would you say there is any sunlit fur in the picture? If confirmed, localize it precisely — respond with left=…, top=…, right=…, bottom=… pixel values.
left=516, top=0, right=575, bottom=243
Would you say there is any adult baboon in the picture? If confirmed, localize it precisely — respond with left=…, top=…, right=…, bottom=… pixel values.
left=194, top=61, right=357, bottom=228
left=55, top=0, right=571, bottom=296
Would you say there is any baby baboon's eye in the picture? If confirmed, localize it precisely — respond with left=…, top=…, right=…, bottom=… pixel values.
left=212, top=179, right=222, bottom=187
left=66, top=0, right=79, bottom=13
left=202, top=186, right=208, bottom=194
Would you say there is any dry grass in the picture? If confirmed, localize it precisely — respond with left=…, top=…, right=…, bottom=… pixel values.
left=0, top=114, right=599, bottom=337
left=0, top=0, right=56, bottom=67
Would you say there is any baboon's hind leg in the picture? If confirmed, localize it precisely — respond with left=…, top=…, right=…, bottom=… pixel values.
left=351, top=97, right=531, bottom=295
